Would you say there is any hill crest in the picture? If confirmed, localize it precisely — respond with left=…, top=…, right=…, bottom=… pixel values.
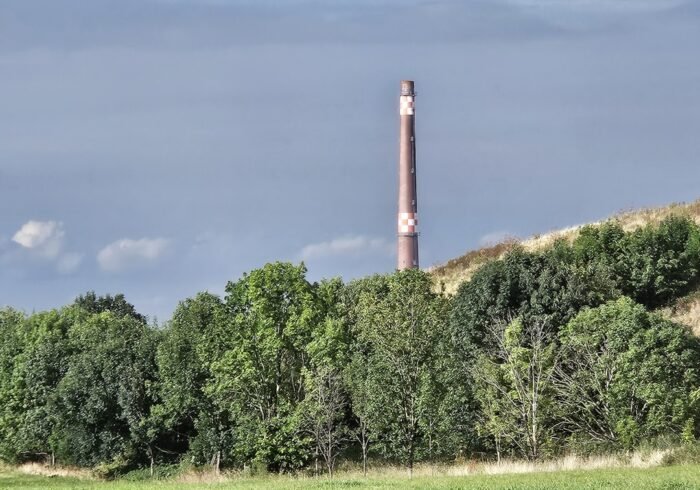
left=430, top=199, right=700, bottom=295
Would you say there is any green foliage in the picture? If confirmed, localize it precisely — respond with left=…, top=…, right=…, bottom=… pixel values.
left=451, top=216, right=700, bottom=458
left=352, top=270, right=456, bottom=471
left=451, top=243, right=617, bottom=356
left=74, top=292, right=147, bottom=323
left=556, top=298, right=700, bottom=450
left=574, top=216, right=700, bottom=308
left=3, top=215, right=700, bottom=475
left=154, top=292, right=229, bottom=467
left=208, top=262, right=318, bottom=472
left=0, top=308, right=29, bottom=462
left=473, top=318, right=558, bottom=460
left=52, top=312, right=158, bottom=468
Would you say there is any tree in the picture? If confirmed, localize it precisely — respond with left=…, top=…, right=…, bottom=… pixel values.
left=208, top=262, right=318, bottom=472
left=52, top=311, right=158, bottom=471
left=0, top=308, right=27, bottom=462
left=451, top=244, right=617, bottom=357
left=355, top=269, right=450, bottom=476
left=450, top=243, right=616, bottom=458
left=154, top=292, right=232, bottom=473
left=12, top=311, right=71, bottom=466
left=473, top=318, right=558, bottom=461
left=302, top=279, right=350, bottom=477
left=74, top=291, right=147, bottom=323
left=343, top=275, right=392, bottom=476
left=574, top=217, right=700, bottom=308
left=555, top=298, right=700, bottom=450
left=620, top=216, right=700, bottom=308
left=302, top=366, right=347, bottom=477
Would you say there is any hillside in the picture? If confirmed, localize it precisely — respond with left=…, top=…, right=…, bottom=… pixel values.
left=430, top=198, right=700, bottom=336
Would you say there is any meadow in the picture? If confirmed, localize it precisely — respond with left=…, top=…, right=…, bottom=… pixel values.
left=1, top=464, right=700, bottom=489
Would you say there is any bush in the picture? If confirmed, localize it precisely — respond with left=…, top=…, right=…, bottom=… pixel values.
left=92, top=454, right=132, bottom=480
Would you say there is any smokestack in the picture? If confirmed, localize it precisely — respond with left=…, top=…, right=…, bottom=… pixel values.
left=397, top=80, right=419, bottom=270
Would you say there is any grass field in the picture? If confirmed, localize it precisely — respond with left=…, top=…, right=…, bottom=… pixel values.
left=1, top=464, right=699, bottom=490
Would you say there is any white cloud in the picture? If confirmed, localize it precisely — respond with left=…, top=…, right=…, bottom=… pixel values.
left=12, top=220, right=65, bottom=258
left=97, top=238, right=171, bottom=272
left=300, top=235, right=393, bottom=261
left=4, top=220, right=83, bottom=274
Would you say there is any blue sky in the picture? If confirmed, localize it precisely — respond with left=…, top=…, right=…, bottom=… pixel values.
left=1, top=0, right=699, bottom=320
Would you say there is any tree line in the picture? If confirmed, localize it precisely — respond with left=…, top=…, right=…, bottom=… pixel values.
left=1, top=216, right=700, bottom=477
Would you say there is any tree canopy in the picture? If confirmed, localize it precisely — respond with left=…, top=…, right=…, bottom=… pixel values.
left=1, top=217, right=700, bottom=474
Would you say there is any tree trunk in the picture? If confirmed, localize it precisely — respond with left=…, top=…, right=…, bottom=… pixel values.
left=327, top=429, right=333, bottom=478
left=215, top=451, right=221, bottom=475
left=51, top=451, right=55, bottom=468
left=429, top=430, right=434, bottom=476
left=362, top=439, right=368, bottom=477
left=315, top=446, right=319, bottom=477
left=145, top=445, right=154, bottom=478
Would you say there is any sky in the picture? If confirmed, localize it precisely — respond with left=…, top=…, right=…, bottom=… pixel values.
left=1, top=0, right=699, bottom=320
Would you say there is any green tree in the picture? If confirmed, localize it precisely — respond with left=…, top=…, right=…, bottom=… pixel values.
left=154, top=292, right=232, bottom=473
left=52, top=311, right=158, bottom=471
left=451, top=244, right=616, bottom=356
left=208, top=262, right=317, bottom=472
left=473, top=318, right=558, bottom=461
left=74, top=291, right=147, bottom=323
left=355, top=270, right=451, bottom=476
left=301, top=279, right=350, bottom=477
left=12, top=311, right=71, bottom=465
left=0, top=308, right=27, bottom=462
left=344, top=275, right=391, bottom=475
left=556, top=297, right=700, bottom=450
left=0, top=309, right=71, bottom=465
left=574, top=217, right=700, bottom=308
left=621, top=216, right=700, bottom=307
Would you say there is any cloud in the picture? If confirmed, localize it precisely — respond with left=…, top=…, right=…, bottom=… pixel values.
left=300, top=235, right=393, bottom=261
left=12, top=220, right=65, bottom=258
left=5, top=220, right=83, bottom=274
left=97, top=238, right=171, bottom=272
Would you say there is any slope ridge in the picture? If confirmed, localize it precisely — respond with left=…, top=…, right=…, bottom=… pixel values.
left=430, top=199, right=700, bottom=296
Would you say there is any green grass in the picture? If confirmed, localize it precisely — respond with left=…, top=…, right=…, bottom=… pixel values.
left=1, top=465, right=700, bottom=490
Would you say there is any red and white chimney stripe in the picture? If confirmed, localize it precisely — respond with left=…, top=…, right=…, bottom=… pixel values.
left=399, top=95, right=415, bottom=116
left=398, top=212, right=418, bottom=234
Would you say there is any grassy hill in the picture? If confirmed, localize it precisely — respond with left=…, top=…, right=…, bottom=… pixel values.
left=429, top=198, right=700, bottom=336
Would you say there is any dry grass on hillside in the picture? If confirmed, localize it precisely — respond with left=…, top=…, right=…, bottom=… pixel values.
left=662, top=290, right=700, bottom=337
left=430, top=199, right=700, bottom=295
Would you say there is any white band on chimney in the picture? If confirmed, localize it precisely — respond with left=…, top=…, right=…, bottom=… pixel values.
left=400, top=96, right=415, bottom=116
left=398, top=212, right=418, bottom=233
